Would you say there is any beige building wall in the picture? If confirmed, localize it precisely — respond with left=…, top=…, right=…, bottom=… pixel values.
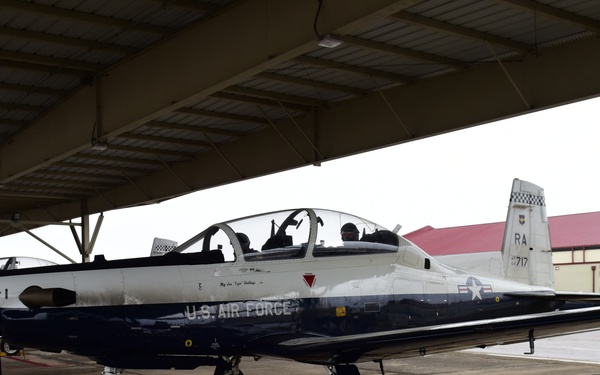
left=553, top=249, right=600, bottom=292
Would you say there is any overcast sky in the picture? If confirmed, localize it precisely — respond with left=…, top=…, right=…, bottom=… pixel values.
left=2, top=96, right=600, bottom=264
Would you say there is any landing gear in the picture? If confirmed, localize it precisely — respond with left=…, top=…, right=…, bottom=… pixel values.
left=214, top=356, right=244, bottom=375
left=325, top=364, right=360, bottom=375
left=324, top=361, right=385, bottom=375
left=102, top=366, right=124, bottom=374
left=0, top=339, right=20, bottom=356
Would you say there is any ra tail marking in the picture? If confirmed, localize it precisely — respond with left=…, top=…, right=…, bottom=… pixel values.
left=501, top=179, right=554, bottom=287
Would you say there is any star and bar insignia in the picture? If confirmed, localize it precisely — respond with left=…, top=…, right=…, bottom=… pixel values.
left=458, top=277, right=493, bottom=301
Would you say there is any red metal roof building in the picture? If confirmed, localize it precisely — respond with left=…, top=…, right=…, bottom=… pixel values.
left=404, top=211, right=600, bottom=256
left=404, top=211, right=600, bottom=292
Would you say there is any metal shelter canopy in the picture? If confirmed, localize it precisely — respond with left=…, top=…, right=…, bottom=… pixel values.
left=0, top=0, right=600, bottom=237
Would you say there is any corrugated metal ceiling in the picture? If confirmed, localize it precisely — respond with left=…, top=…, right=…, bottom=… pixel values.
left=0, top=0, right=599, bottom=235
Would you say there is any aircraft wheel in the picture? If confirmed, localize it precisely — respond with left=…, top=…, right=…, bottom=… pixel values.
left=213, top=365, right=244, bottom=375
left=214, top=365, right=244, bottom=375
left=1, top=339, right=21, bottom=356
left=213, top=356, right=244, bottom=375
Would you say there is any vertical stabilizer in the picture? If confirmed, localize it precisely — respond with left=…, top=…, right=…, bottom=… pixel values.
left=501, top=179, right=554, bottom=287
left=150, top=237, right=178, bottom=257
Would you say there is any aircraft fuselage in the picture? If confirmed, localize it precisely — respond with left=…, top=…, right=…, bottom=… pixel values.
left=0, top=249, right=558, bottom=368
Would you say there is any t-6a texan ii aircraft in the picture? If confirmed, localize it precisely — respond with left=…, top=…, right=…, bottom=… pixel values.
left=2, top=179, right=600, bottom=375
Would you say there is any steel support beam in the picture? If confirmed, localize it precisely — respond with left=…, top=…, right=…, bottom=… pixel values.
left=69, top=36, right=600, bottom=218
left=0, top=0, right=417, bottom=183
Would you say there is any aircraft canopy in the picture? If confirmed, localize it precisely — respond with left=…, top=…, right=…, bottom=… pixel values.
left=174, top=209, right=405, bottom=262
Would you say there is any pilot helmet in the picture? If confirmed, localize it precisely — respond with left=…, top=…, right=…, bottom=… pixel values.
left=340, top=223, right=359, bottom=241
left=236, top=232, right=250, bottom=248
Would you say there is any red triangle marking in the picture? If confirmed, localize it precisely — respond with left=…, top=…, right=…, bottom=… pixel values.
left=303, top=274, right=316, bottom=288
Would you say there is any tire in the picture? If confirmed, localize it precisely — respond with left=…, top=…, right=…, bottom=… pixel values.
left=1, top=339, right=21, bottom=356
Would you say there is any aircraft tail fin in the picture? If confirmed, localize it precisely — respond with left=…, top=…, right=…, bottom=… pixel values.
left=501, top=179, right=554, bottom=288
left=150, top=237, right=178, bottom=257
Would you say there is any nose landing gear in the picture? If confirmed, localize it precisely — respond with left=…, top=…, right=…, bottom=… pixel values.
left=214, top=356, right=244, bottom=375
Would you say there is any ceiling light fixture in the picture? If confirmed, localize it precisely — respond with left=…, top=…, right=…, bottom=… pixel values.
left=314, top=0, right=343, bottom=48
left=91, top=139, right=108, bottom=151
left=90, top=121, right=107, bottom=151
left=317, top=34, right=343, bottom=48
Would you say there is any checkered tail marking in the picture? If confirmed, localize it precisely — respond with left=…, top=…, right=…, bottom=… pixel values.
left=510, top=192, right=545, bottom=206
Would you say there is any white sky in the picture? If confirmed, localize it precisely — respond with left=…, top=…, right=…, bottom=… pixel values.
left=2, top=96, right=600, bottom=264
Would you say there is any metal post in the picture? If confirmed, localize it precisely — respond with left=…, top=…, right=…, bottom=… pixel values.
left=81, top=209, right=90, bottom=263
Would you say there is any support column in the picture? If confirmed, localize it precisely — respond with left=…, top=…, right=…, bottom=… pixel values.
left=71, top=201, right=103, bottom=263
left=81, top=204, right=90, bottom=263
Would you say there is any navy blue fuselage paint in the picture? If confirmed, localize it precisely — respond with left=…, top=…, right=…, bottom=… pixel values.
left=0, top=293, right=561, bottom=359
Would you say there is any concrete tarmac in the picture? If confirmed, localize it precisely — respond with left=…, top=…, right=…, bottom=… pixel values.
left=2, top=332, right=600, bottom=374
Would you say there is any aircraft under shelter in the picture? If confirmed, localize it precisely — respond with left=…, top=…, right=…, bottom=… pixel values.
left=3, top=179, right=600, bottom=375
left=0, top=1, right=600, bottom=263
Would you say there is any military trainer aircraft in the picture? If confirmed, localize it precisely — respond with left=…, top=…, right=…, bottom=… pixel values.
left=2, top=179, right=600, bottom=375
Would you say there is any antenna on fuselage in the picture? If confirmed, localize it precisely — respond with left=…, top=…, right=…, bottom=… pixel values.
left=393, top=224, right=402, bottom=234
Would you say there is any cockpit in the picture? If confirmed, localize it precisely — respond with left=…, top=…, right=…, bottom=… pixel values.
left=173, top=208, right=402, bottom=262
left=0, top=256, right=57, bottom=270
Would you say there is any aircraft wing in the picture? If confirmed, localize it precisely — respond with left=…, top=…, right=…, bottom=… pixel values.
left=504, top=290, right=600, bottom=301
left=249, top=306, right=600, bottom=364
